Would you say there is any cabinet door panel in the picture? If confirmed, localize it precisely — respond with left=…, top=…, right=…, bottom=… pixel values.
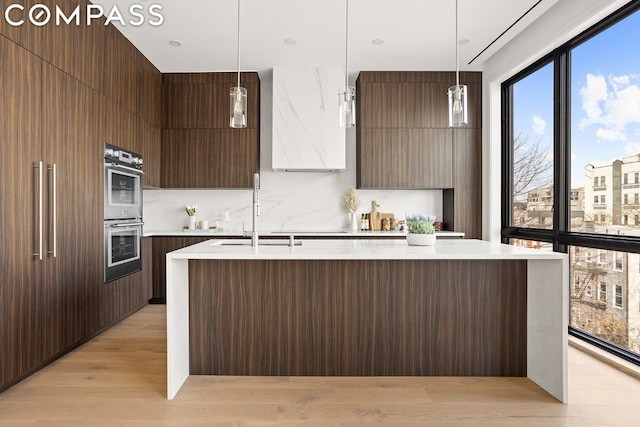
left=163, top=75, right=259, bottom=130
left=0, top=0, right=44, bottom=55
left=40, top=0, right=104, bottom=91
left=161, top=129, right=259, bottom=188
left=41, top=63, right=102, bottom=358
left=452, top=129, right=482, bottom=238
left=358, top=129, right=452, bottom=189
left=151, top=237, right=211, bottom=303
left=359, top=82, right=450, bottom=128
left=0, top=35, right=43, bottom=387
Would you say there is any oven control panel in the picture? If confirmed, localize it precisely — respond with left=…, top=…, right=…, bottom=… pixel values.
left=105, top=143, right=143, bottom=170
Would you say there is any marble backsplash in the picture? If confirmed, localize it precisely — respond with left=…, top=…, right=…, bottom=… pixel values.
left=143, top=186, right=443, bottom=232
left=143, top=69, right=443, bottom=232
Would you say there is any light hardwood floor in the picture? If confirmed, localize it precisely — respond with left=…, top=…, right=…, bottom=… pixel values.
left=1, top=304, right=639, bottom=426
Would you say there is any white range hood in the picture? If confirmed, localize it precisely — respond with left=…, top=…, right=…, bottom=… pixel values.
left=272, top=67, right=346, bottom=171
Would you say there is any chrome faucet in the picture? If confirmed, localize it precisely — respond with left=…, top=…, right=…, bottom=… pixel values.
left=251, top=173, right=260, bottom=247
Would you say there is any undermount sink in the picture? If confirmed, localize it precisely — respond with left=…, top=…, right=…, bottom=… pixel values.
left=212, top=240, right=302, bottom=246
left=271, top=230, right=347, bottom=234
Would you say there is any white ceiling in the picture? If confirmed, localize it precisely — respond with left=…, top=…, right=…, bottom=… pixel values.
left=92, top=0, right=562, bottom=75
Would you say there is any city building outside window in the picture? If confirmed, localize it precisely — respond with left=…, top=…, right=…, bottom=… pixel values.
left=624, top=173, right=628, bottom=184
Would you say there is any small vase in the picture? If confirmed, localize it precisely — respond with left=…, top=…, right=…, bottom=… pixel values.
left=407, top=233, right=436, bottom=246
left=349, top=213, right=359, bottom=233
left=188, top=216, right=197, bottom=230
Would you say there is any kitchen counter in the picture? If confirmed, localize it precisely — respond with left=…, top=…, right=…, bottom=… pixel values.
left=166, top=239, right=568, bottom=403
left=168, top=238, right=558, bottom=260
left=144, top=229, right=465, bottom=238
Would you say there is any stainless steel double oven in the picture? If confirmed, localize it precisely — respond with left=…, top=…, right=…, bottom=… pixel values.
left=104, top=143, right=144, bottom=282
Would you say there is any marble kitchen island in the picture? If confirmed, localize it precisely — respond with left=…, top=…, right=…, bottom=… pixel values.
left=166, top=239, right=568, bottom=402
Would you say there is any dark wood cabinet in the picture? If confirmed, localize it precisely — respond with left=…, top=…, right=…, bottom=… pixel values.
left=189, top=259, right=527, bottom=377
left=1, top=0, right=161, bottom=392
left=161, top=72, right=260, bottom=188
left=161, top=129, right=259, bottom=188
left=40, top=62, right=103, bottom=357
left=40, top=0, right=105, bottom=91
left=357, top=128, right=453, bottom=189
left=356, top=71, right=482, bottom=238
left=0, top=34, right=44, bottom=388
left=150, top=237, right=213, bottom=303
left=443, top=129, right=482, bottom=239
left=0, top=0, right=45, bottom=56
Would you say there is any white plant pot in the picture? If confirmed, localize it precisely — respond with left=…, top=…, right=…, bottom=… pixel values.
left=407, top=233, right=436, bottom=246
left=188, top=216, right=197, bottom=230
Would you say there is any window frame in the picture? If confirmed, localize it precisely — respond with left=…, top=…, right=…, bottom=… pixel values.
left=501, top=0, right=640, bottom=365
left=615, top=285, right=623, bottom=309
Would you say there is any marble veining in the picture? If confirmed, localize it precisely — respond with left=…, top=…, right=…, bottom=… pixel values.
left=272, top=67, right=345, bottom=170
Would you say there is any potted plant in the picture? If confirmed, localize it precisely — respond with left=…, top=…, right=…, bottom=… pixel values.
left=405, top=214, right=436, bottom=246
left=185, top=204, right=198, bottom=230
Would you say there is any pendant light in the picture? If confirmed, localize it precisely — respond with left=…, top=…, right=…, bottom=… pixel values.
left=447, top=0, right=467, bottom=127
left=339, top=0, right=356, bottom=128
left=230, top=0, right=247, bottom=128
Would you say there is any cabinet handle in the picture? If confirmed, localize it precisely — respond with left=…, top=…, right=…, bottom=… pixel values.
left=33, top=161, right=43, bottom=260
left=48, top=164, right=57, bottom=258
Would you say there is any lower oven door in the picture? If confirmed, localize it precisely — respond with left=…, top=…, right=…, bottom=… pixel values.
left=104, top=220, right=144, bottom=282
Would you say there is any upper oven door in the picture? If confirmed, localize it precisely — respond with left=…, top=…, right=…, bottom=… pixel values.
left=105, top=164, right=142, bottom=220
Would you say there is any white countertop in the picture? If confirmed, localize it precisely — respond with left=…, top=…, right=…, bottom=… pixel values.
left=167, top=238, right=565, bottom=261
left=144, top=229, right=465, bottom=238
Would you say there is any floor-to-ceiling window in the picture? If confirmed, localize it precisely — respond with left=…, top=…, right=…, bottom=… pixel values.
left=502, top=1, right=640, bottom=363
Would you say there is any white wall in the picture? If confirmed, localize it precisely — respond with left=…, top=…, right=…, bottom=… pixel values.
left=144, top=69, right=442, bottom=232
left=481, top=0, right=633, bottom=242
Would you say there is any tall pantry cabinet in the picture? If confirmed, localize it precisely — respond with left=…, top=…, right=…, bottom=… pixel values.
left=0, top=34, right=44, bottom=388
left=1, top=0, right=160, bottom=391
left=0, top=36, right=103, bottom=388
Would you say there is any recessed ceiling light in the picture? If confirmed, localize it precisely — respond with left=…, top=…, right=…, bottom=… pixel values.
left=284, top=38, right=297, bottom=45
left=458, top=38, right=470, bottom=45
left=169, top=40, right=182, bottom=47
left=371, top=38, right=384, bottom=46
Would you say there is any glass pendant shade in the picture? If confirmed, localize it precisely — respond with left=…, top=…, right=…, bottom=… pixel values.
left=448, top=84, right=467, bottom=127
left=339, top=86, right=356, bottom=128
left=229, top=86, right=247, bottom=128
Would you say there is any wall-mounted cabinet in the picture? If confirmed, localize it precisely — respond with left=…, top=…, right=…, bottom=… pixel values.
left=357, top=128, right=453, bottom=189
left=356, top=71, right=482, bottom=238
left=161, top=72, right=260, bottom=188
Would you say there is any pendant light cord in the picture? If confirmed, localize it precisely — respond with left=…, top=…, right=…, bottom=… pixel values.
left=236, top=0, right=241, bottom=89
left=345, top=0, right=349, bottom=89
left=455, top=0, right=459, bottom=87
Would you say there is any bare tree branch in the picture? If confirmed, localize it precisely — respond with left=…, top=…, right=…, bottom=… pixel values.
left=512, top=133, right=553, bottom=200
